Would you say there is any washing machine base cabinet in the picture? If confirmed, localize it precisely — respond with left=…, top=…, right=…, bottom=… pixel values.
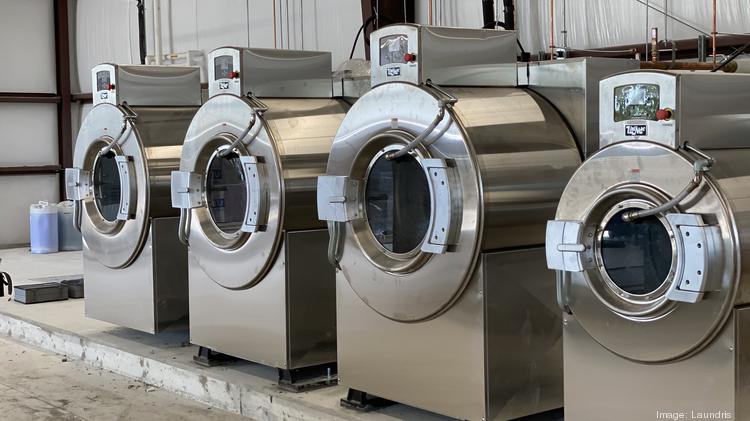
left=564, top=307, right=750, bottom=421
left=83, top=217, right=189, bottom=334
left=188, top=229, right=336, bottom=370
left=337, top=247, right=562, bottom=421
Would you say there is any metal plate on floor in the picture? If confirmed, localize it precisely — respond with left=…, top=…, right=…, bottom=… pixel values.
left=14, top=283, right=69, bottom=304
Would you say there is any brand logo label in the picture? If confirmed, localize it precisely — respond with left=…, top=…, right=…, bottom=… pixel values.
left=386, top=67, right=401, bottom=77
left=219, top=81, right=230, bottom=90
left=625, top=124, right=647, bottom=136
left=100, top=92, right=108, bottom=100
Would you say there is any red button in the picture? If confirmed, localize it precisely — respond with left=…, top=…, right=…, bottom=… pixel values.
left=656, top=108, right=673, bottom=121
left=403, top=53, right=416, bottom=63
left=107, top=83, right=115, bottom=90
left=228, top=71, right=239, bottom=79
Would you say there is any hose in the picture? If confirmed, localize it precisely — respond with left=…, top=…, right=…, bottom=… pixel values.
left=177, top=208, right=191, bottom=246
left=386, top=81, right=457, bottom=160
left=327, top=221, right=344, bottom=270
left=622, top=144, right=714, bottom=222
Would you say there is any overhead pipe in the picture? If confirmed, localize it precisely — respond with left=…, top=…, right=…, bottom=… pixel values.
left=503, top=0, right=515, bottom=30
left=136, top=1, right=147, bottom=64
left=640, top=60, right=738, bottom=73
left=153, top=0, right=163, bottom=64
left=481, top=0, right=494, bottom=28
left=712, top=0, right=717, bottom=64
left=549, top=0, right=555, bottom=58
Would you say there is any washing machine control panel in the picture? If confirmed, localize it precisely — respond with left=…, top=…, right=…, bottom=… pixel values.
left=92, top=64, right=118, bottom=106
left=370, top=25, right=518, bottom=88
left=209, top=48, right=242, bottom=98
left=599, top=71, right=679, bottom=149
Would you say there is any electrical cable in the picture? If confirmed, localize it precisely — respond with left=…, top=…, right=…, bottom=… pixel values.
left=712, top=41, right=750, bottom=72
left=481, top=20, right=527, bottom=54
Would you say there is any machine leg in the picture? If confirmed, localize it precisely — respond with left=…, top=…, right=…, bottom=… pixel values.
left=277, top=362, right=338, bottom=392
left=340, top=388, right=394, bottom=412
left=192, top=346, right=235, bottom=367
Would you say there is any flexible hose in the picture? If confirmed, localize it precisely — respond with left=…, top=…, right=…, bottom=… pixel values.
left=73, top=199, right=82, bottom=233
left=177, top=208, right=191, bottom=246
left=622, top=154, right=713, bottom=222
left=219, top=112, right=260, bottom=158
left=327, top=221, right=343, bottom=270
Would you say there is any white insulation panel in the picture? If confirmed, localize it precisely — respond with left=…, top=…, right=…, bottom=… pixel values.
left=0, top=0, right=56, bottom=92
left=0, top=103, right=58, bottom=166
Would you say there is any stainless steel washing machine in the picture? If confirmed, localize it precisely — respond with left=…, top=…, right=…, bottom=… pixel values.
left=65, top=64, right=201, bottom=333
left=170, top=47, right=345, bottom=388
left=546, top=70, right=750, bottom=420
left=317, top=25, right=580, bottom=420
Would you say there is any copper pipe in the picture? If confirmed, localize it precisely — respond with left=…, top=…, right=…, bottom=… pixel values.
left=428, top=0, right=433, bottom=25
left=712, top=0, right=717, bottom=64
left=549, top=0, right=555, bottom=58
left=641, top=60, right=738, bottom=72
left=272, top=0, right=277, bottom=48
left=651, top=27, right=659, bottom=62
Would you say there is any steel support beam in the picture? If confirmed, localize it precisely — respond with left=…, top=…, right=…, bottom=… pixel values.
left=54, top=0, right=73, bottom=198
left=0, top=166, right=63, bottom=176
left=0, top=93, right=60, bottom=103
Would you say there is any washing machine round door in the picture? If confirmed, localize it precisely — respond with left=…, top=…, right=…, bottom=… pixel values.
left=320, top=83, right=483, bottom=322
left=175, top=95, right=283, bottom=290
left=548, top=141, right=738, bottom=363
left=70, top=104, right=148, bottom=269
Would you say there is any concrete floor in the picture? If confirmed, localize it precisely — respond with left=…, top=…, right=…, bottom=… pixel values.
left=0, top=335, right=246, bottom=421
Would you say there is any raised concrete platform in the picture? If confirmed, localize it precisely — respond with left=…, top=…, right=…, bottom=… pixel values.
left=0, top=248, right=562, bottom=420
left=0, top=248, right=449, bottom=421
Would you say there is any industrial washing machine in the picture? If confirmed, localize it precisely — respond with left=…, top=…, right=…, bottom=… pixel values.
left=65, top=64, right=201, bottom=333
left=546, top=70, right=750, bottom=420
left=317, top=25, right=581, bottom=420
left=170, top=47, right=344, bottom=389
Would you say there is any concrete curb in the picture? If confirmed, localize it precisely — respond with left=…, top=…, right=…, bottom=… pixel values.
left=0, top=311, right=357, bottom=421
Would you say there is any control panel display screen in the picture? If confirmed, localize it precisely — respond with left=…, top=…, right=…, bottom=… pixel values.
left=379, top=34, right=409, bottom=66
left=614, top=84, right=660, bottom=122
left=96, top=71, right=111, bottom=91
left=214, top=55, right=234, bottom=80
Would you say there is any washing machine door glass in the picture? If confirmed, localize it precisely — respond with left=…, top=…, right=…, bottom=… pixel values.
left=365, top=153, right=431, bottom=254
left=205, top=152, right=247, bottom=235
left=92, top=152, right=122, bottom=222
left=600, top=209, right=673, bottom=295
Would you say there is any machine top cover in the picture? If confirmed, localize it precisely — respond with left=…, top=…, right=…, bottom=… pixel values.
left=207, top=47, right=334, bottom=99
left=91, top=63, right=201, bottom=107
left=369, top=24, right=518, bottom=88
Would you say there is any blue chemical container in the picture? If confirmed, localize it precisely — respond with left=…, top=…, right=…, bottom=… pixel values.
left=29, top=201, right=59, bottom=254
left=57, top=201, right=82, bottom=251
